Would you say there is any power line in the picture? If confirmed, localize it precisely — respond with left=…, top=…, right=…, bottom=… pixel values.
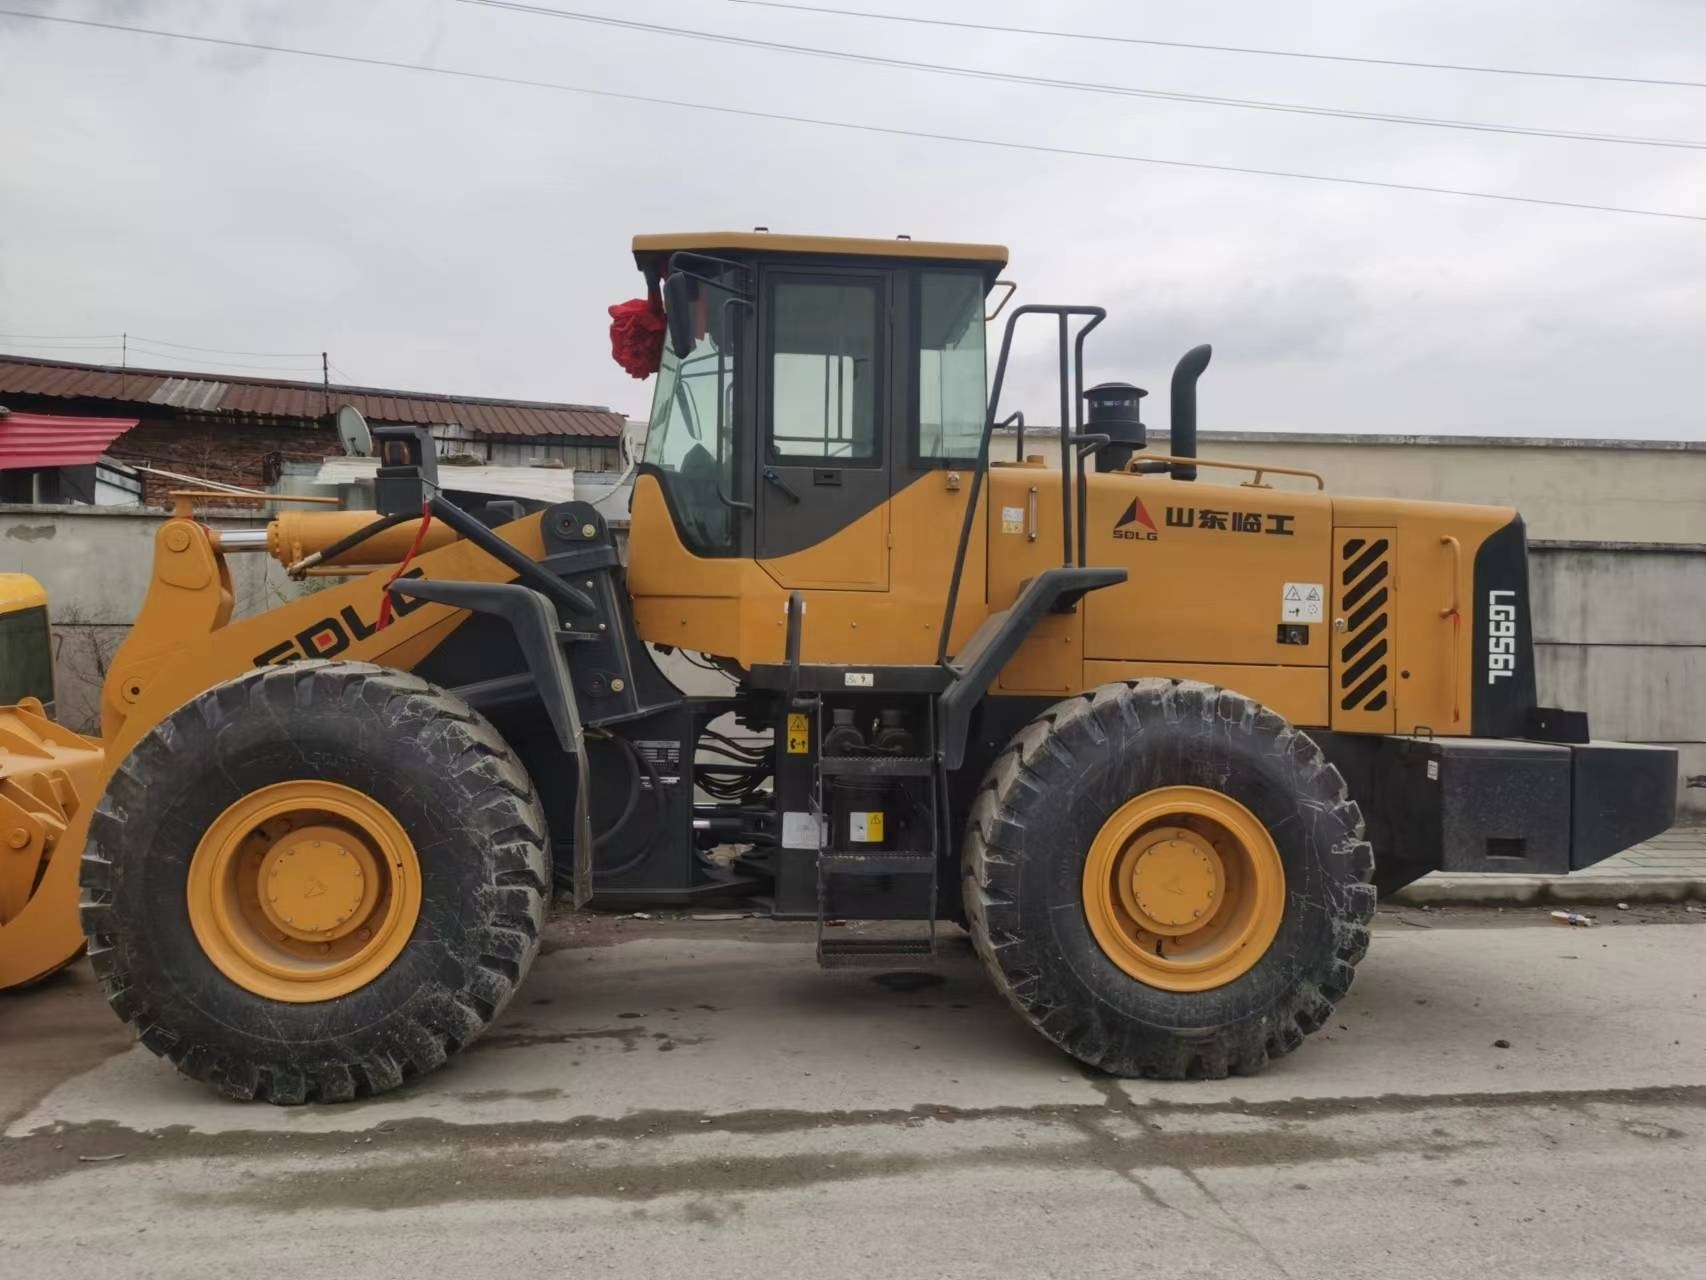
left=1, top=341, right=325, bottom=375
left=0, top=339, right=125, bottom=353
left=729, top=0, right=1706, bottom=91
left=0, top=331, right=123, bottom=342
left=126, top=333, right=323, bottom=358
left=5, top=8, right=1703, bottom=225
left=0, top=331, right=324, bottom=359
left=463, top=0, right=1706, bottom=151
left=124, top=346, right=325, bottom=373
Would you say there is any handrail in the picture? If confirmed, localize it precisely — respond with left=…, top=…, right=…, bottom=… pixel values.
left=1124, top=454, right=1326, bottom=490
left=936, top=303, right=1106, bottom=667
left=1067, top=312, right=1107, bottom=565
left=1072, top=432, right=1111, bottom=565
left=1440, top=534, right=1463, bottom=725
left=999, top=410, right=1025, bottom=459
left=713, top=294, right=756, bottom=519
left=1438, top=535, right=1462, bottom=619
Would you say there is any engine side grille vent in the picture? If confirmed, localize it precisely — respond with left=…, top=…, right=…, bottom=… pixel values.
left=1338, top=536, right=1392, bottom=712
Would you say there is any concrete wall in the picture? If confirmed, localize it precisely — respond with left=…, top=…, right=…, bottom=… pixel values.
left=1, top=503, right=309, bottom=732
left=1531, top=543, right=1705, bottom=817
left=994, top=431, right=1706, bottom=545
left=7, top=432, right=1701, bottom=817
left=991, top=430, right=1704, bottom=817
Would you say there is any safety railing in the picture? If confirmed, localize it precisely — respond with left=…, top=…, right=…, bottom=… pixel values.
left=936, top=304, right=1106, bottom=666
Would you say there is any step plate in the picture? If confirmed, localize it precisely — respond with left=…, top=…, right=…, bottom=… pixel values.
left=816, top=936, right=936, bottom=968
left=819, top=755, right=936, bottom=778
left=819, top=851, right=937, bottom=877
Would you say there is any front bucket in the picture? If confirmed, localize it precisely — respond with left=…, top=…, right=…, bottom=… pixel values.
left=0, top=699, right=105, bottom=990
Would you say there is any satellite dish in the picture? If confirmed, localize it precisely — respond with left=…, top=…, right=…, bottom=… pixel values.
left=335, top=404, right=372, bottom=458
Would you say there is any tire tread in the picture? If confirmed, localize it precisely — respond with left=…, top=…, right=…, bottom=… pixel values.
left=80, top=660, right=550, bottom=1105
left=963, top=678, right=1376, bottom=1080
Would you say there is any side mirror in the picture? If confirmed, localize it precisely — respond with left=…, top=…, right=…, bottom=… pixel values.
left=663, top=272, right=696, bottom=360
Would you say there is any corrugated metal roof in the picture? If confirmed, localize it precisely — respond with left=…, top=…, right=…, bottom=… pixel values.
left=0, top=411, right=139, bottom=469
left=0, top=355, right=625, bottom=441
left=150, top=377, right=229, bottom=411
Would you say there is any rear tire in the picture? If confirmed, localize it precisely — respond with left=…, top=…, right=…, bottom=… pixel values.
left=81, top=661, right=550, bottom=1104
left=963, top=679, right=1374, bottom=1079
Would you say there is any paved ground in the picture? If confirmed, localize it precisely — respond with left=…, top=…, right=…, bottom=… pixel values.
left=1396, top=825, right=1706, bottom=905
left=3, top=907, right=1704, bottom=1279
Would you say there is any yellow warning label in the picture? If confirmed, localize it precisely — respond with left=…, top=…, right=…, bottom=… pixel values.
left=850, top=811, right=886, bottom=842
left=786, top=712, right=810, bottom=754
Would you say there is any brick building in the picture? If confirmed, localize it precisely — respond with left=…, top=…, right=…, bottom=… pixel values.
left=0, top=355, right=628, bottom=506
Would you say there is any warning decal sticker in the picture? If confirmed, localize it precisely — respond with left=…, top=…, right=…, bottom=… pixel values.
left=786, top=712, right=810, bottom=754
left=1281, top=582, right=1325, bottom=624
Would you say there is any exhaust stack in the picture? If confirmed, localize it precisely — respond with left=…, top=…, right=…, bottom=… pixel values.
left=1169, top=344, right=1212, bottom=481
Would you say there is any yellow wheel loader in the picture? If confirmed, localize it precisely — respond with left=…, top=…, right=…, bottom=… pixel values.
left=0, top=233, right=1676, bottom=1102
left=0, top=574, right=104, bottom=989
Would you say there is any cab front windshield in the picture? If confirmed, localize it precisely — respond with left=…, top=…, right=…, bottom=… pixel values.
left=643, top=273, right=743, bottom=556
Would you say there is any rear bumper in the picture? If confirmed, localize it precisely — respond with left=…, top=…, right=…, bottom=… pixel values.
left=1317, top=734, right=1678, bottom=883
left=1568, top=741, right=1681, bottom=868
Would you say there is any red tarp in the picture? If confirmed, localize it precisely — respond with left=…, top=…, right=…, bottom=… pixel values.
left=0, top=412, right=138, bottom=470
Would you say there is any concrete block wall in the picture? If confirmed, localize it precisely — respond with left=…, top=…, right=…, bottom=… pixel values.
left=990, top=430, right=1703, bottom=816
left=992, top=432, right=1705, bottom=545
left=1, top=504, right=308, bottom=732
left=4, top=457, right=1699, bottom=818
left=1530, top=544, right=1705, bottom=818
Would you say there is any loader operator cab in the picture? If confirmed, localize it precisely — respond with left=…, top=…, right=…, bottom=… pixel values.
left=633, top=233, right=1002, bottom=581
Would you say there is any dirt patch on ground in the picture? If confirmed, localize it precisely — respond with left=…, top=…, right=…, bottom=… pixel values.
left=1374, top=902, right=1706, bottom=931
left=0, top=963, right=133, bottom=1128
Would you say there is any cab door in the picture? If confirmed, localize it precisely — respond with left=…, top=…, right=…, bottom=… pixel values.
left=756, top=269, right=890, bottom=590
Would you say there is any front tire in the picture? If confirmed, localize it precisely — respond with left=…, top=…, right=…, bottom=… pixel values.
left=963, top=679, right=1374, bottom=1079
left=81, top=661, right=550, bottom=1104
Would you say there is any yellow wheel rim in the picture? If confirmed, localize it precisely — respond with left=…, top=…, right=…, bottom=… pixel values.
left=1082, top=785, right=1285, bottom=993
left=187, top=781, right=421, bottom=1003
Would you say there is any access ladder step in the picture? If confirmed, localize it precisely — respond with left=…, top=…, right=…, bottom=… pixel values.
left=816, top=936, right=936, bottom=969
left=819, top=755, right=936, bottom=778
left=819, top=849, right=936, bottom=877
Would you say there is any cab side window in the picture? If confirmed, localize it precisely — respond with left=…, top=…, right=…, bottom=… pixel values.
left=916, top=271, right=987, bottom=464
left=640, top=271, right=745, bottom=556
left=767, top=277, right=881, bottom=465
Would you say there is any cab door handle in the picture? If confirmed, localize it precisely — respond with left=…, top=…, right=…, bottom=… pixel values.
left=762, top=468, right=802, bottom=503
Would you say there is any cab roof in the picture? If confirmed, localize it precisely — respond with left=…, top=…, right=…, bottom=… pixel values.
left=631, top=231, right=1008, bottom=274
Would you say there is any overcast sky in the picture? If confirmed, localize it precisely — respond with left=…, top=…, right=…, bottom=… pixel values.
left=3, top=0, right=1704, bottom=439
